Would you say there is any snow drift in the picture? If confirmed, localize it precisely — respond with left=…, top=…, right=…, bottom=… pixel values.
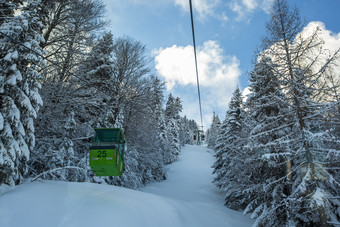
left=0, top=145, right=253, bottom=227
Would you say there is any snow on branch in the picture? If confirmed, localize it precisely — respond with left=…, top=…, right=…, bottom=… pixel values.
left=31, top=166, right=86, bottom=182
left=261, top=152, right=292, bottom=162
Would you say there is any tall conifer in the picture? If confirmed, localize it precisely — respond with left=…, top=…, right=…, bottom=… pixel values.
left=0, top=0, right=44, bottom=185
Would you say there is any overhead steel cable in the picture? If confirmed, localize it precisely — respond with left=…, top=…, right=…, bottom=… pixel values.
left=189, top=0, right=204, bottom=130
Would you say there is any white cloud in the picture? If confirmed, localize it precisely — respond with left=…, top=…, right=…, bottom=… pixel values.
left=173, top=0, right=272, bottom=23
left=174, top=0, right=222, bottom=20
left=229, top=1, right=245, bottom=21
left=154, top=41, right=241, bottom=127
left=288, top=21, right=340, bottom=80
left=106, top=0, right=172, bottom=7
left=218, top=11, right=229, bottom=24
left=300, top=22, right=340, bottom=92
left=154, top=41, right=240, bottom=92
left=301, top=21, right=340, bottom=54
left=229, top=0, right=275, bottom=21
left=261, top=0, right=275, bottom=13
left=242, top=87, right=251, bottom=103
left=242, top=0, right=258, bottom=10
left=259, top=21, right=340, bottom=103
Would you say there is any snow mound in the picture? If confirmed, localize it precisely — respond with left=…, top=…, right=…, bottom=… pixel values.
left=0, top=145, right=253, bottom=227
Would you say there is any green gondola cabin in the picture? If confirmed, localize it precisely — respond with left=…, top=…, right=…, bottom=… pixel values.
left=89, top=128, right=125, bottom=176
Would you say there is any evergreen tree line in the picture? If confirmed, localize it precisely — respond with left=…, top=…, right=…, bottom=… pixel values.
left=0, top=0, right=199, bottom=189
left=207, top=0, right=340, bottom=225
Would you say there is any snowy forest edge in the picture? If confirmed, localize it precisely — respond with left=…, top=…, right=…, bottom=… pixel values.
left=205, top=0, right=340, bottom=226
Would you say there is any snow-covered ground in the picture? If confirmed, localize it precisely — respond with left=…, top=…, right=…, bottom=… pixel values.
left=0, top=145, right=253, bottom=227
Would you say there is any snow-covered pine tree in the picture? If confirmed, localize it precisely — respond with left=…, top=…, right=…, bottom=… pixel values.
left=212, top=111, right=229, bottom=186
left=148, top=76, right=169, bottom=180
left=72, top=32, right=125, bottom=186
left=0, top=1, right=23, bottom=26
left=75, top=31, right=116, bottom=128
left=30, top=111, right=80, bottom=181
left=0, top=0, right=44, bottom=185
left=246, top=0, right=340, bottom=225
left=165, top=94, right=183, bottom=164
left=30, top=81, right=84, bottom=181
left=206, top=112, right=221, bottom=149
left=188, top=119, right=199, bottom=143
left=242, top=56, right=293, bottom=226
left=212, top=87, right=250, bottom=209
left=179, top=116, right=193, bottom=146
left=150, top=77, right=170, bottom=167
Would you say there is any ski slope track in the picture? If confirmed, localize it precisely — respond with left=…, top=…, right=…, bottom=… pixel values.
left=0, top=145, right=253, bottom=227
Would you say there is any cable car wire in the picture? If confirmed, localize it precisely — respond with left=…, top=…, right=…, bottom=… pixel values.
left=189, top=0, right=204, bottom=130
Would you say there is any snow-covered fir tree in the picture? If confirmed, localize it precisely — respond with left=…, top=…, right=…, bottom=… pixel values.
left=241, top=0, right=340, bottom=225
left=0, top=0, right=44, bottom=185
left=206, top=112, right=221, bottom=149
left=0, top=1, right=23, bottom=26
left=242, top=56, right=293, bottom=226
left=75, top=31, right=116, bottom=128
left=188, top=119, right=199, bottom=143
left=150, top=77, right=170, bottom=166
left=165, top=93, right=183, bottom=164
left=179, top=116, right=195, bottom=146
left=212, top=87, right=251, bottom=209
left=212, top=112, right=229, bottom=185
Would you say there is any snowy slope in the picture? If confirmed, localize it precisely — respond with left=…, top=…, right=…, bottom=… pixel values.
left=0, top=145, right=253, bottom=227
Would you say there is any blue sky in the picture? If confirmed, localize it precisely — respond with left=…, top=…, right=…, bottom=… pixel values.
left=102, top=0, right=340, bottom=129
